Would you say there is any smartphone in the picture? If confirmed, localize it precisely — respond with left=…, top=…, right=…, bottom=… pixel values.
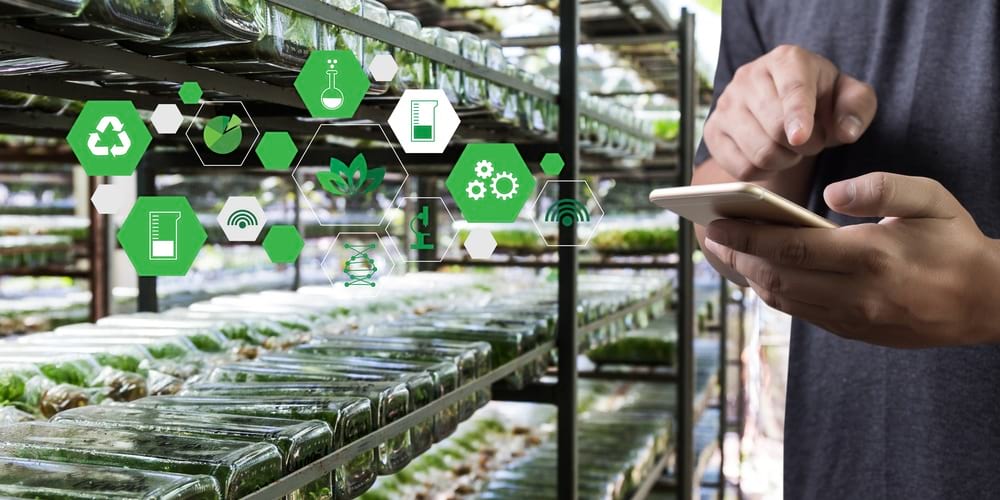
left=649, top=182, right=838, bottom=229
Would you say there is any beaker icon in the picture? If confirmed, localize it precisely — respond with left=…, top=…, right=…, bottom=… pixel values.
left=321, top=59, right=345, bottom=111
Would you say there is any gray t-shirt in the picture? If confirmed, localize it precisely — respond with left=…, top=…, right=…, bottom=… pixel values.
left=696, top=1, right=1000, bottom=497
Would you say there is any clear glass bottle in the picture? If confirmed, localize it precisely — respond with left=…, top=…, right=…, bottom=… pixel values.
left=318, top=0, right=363, bottom=63
left=26, top=0, right=177, bottom=41
left=457, top=32, right=484, bottom=108
left=482, top=39, right=507, bottom=118
left=0, top=422, right=283, bottom=499
left=389, top=10, right=422, bottom=92
left=187, top=3, right=318, bottom=76
left=0, top=457, right=222, bottom=499
left=420, top=27, right=460, bottom=105
left=362, top=0, right=390, bottom=95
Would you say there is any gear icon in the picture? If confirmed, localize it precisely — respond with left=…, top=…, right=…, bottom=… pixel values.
left=474, top=159, right=494, bottom=179
left=490, top=171, right=519, bottom=200
left=466, top=180, right=487, bottom=200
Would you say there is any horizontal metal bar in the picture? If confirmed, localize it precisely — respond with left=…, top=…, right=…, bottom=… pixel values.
left=492, top=32, right=675, bottom=47
left=578, top=368, right=677, bottom=383
left=0, top=76, right=164, bottom=110
left=0, top=25, right=304, bottom=109
left=241, top=340, right=555, bottom=500
left=437, top=258, right=678, bottom=269
left=492, top=380, right=558, bottom=404
left=578, top=290, right=669, bottom=337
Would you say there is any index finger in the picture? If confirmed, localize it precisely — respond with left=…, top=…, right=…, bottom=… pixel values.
left=764, top=48, right=835, bottom=147
left=705, top=219, right=865, bottom=272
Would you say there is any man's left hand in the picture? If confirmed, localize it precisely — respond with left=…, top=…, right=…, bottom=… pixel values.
left=702, top=172, right=1000, bottom=348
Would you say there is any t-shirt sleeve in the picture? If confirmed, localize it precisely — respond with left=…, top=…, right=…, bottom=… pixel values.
left=694, top=0, right=769, bottom=167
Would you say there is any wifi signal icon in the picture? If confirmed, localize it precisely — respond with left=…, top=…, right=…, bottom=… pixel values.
left=545, top=198, right=590, bottom=227
left=227, top=209, right=258, bottom=229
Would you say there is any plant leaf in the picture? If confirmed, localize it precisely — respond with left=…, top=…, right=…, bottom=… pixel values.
left=361, top=166, right=385, bottom=194
left=316, top=171, right=345, bottom=196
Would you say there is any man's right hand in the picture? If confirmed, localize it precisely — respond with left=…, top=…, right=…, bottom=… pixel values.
left=703, top=45, right=877, bottom=181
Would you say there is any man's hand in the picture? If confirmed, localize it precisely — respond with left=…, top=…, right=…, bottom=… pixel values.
left=703, top=45, right=877, bottom=181
left=701, top=172, right=1000, bottom=348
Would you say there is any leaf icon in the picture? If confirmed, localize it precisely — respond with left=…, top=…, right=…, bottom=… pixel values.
left=316, top=154, right=385, bottom=197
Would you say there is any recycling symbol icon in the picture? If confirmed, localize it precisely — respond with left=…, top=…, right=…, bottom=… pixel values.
left=87, top=116, right=132, bottom=157
left=67, top=100, right=152, bottom=176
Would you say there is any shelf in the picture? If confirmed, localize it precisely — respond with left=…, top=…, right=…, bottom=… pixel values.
left=438, top=257, right=678, bottom=270
left=629, top=449, right=673, bottom=500
left=578, top=289, right=669, bottom=339
left=0, top=266, right=90, bottom=278
left=241, top=339, right=555, bottom=500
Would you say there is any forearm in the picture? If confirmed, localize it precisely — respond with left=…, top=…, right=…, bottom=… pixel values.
left=691, top=156, right=815, bottom=284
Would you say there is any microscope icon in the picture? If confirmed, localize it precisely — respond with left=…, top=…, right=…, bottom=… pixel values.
left=410, top=204, right=434, bottom=252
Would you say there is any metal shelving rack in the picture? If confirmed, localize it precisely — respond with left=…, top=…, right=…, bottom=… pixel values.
left=0, top=1, right=734, bottom=498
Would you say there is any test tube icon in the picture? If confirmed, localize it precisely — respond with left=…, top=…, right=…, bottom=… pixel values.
left=149, top=211, right=181, bottom=261
left=410, top=100, right=437, bottom=142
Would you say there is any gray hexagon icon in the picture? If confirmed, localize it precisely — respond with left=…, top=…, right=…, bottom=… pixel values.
left=90, top=183, right=129, bottom=215
left=463, top=228, right=497, bottom=260
left=369, top=53, right=398, bottom=82
left=150, top=104, right=184, bottom=134
left=217, top=196, right=267, bottom=242
left=529, top=180, right=605, bottom=247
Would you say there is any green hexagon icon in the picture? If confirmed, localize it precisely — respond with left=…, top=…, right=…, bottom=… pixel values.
left=540, top=153, right=565, bottom=176
left=263, top=225, right=304, bottom=264
left=256, top=131, right=297, bottom=170
left=67, top=100, right=152, bottom=176
left=178, top=82, right=203, bottom=105
left=294, top=50, right=370, bottom=119
left=117, top=196, right=207, bottom=276
left=446, top=143, right=536, bottom=223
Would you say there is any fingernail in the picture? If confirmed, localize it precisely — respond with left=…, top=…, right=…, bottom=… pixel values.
left=785, top=119, right=803, bottom=142
left=703, top=238, right=724, bottom=256
left=839, top=115, right=863, bottom=140
left=843, top=181, right=858, bottom=205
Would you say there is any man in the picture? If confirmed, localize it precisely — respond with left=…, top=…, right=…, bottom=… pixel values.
left=693, top=1, right=1000, bottom=497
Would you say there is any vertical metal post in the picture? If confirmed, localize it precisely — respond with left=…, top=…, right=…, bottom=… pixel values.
left=87, top=176, right=109, bottom=320
left=717, top=277, right=728, bottom=498
left=736, top=288, right=747, bottom=499
left=293, top=176, right=302, bottom=290
left=415, top=176, right=438, bottom=270
left=557, top=0, right=580, bottom=498
left=135, top=164, right=158, bottom=312
left=677, top=8, right=696, bottom=500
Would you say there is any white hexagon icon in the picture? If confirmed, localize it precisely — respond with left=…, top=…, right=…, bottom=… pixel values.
left=90, top=184, right=129, bottom=215
left=369, top=53, right=398, bottom=82
left=150, top=104, right=184, bottom=134
left=463, top=228, right=497, bottom=260
left=388, top=89, right=460, bottom=154
left=217, top=196, right=267, bottom=242
left=529, top=180, right=605, bottom=247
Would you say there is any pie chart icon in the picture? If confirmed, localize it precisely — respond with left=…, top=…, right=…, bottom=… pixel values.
left=203, top=114, right=243, bottom=155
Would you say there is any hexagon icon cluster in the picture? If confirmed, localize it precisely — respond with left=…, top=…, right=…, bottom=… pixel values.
left=255, top=132, right=297, bottom=170
left=67, top=100, right=152, bottom=176
left=217, top=196, right=267, bottom=242
left=446, top=143, right=536, bottom=223
left=388, top=89, right=460, bottom=154
left=463, top=228, right=497, bottom=259
left=294, top=50, right=370, bottom=119
left=118, top=196, right=207, bottom=276
left=529, top=180, right=606, bottom=247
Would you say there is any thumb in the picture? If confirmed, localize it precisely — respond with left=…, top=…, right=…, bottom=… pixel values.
left=824, top=172, right=962, bottom=219
left=828, top=74, right=877, bottom=145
